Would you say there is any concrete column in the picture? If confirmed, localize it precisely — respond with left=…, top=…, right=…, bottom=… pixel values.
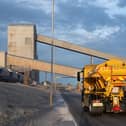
left=0, top=52, right=7, bottom=67
left=24, top=71, right=30, bottom=85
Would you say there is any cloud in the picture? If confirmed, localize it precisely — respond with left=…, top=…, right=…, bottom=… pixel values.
left=18, top=0, right=52, bottom=13
left=55, top=25, right=120, bottom=44
left=7, top=0, right=59, bottom=14
left=89, top=0, right=126, bottom=18
left=92, top=25, right=120, bottom=39
left=0, top=1, right=48, bottom=23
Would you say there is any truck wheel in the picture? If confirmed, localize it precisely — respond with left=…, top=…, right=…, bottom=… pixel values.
left=89, top=103, right=103, bottom=115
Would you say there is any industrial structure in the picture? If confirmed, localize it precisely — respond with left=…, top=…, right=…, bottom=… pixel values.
left=0, top=24, right=125, bottom=83
left=8, top=24, right=39, bottom=82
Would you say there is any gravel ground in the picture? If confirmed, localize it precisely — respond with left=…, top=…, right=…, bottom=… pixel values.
left=23, top=91, right=77, bottom=126
left=0, top=82, right=50, bottom=126
left=0, top=82, right=77, bottom=126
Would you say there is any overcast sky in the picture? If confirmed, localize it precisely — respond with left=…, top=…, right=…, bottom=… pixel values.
left=0, top=0, right=126, bottom=84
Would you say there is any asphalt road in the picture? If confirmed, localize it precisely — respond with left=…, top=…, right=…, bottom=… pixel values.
left=61, top=90, right=126, bottom=126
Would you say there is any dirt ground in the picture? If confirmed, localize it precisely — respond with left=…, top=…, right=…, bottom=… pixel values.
left=0, top=82, right=51, bottom=126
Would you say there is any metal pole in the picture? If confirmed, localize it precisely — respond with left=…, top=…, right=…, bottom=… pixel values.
left=54, top=75, right=56, bottom=93
left=50, top=0, right=55, bottom=107
left=45, top=72, right=47, bottom=82
left=90, top=56, right=93, bottom=64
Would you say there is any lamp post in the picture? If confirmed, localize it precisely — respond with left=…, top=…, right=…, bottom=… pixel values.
left=50, top=0, right=55, bottom=107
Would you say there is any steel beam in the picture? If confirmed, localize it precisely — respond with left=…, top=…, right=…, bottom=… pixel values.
left=7, top=54, right=80, bottom=77
left=37, top=35, right=122, bottom=60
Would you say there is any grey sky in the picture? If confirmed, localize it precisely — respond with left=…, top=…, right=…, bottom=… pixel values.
left=0, top=0, right=126, bottom=84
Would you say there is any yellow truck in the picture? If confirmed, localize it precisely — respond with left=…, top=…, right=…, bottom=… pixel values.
left=77, top=59, right=126, bottom=114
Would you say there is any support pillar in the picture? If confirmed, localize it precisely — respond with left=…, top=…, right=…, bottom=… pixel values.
left=90, top=56, right=94, bottom=64
left=24, top=71, right=30, bottom=85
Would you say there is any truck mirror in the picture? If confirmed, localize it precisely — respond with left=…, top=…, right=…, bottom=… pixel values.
left=77, top=72, right=80, bottom=81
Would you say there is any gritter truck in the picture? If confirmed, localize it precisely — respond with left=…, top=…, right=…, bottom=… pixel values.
left=77, top=59, right=126, bottom=114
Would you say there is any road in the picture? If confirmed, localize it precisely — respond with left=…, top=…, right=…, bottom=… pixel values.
left=61, top=90, right=126, bottom=126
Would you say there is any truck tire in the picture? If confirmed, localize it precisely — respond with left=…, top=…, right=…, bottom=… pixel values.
left=89, top=103, right=103, bottom=115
